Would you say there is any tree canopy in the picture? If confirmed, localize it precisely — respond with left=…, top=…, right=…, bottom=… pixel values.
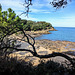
left=22, top=20, right=53, bottom=31
left=0, top=7, right=21, bottom=40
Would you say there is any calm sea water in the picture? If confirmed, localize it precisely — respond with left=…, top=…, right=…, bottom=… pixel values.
left=35, top=27, right=75, bottom=42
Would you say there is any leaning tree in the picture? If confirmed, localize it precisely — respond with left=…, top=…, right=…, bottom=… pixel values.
left=0, top=0, right=74, bottom=66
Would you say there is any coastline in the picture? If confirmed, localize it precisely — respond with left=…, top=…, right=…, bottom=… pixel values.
left=9, top=39, right=75, bottom=66
left=35, top=39, right=75, bottom=55
left=9, top=32, right=75, bottom=66
left=8, top=28, right=75, bottom=65
left=9, top=27, right=75, bottom=56
left=25, top=27, right=57, bottom=38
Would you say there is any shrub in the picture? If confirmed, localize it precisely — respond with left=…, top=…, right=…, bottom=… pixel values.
left=0, top=57, right=75, bottom=75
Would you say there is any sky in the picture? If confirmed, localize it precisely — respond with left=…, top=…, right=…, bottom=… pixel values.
left=0, top=0, right=75, bottom=27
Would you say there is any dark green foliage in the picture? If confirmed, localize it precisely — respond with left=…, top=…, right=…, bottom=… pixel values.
left=0, top=5, right=23, bottom=55
left=0, top=5, right=21, bottom=42
left=0, top=57, right=75, bottom=75
left=21, top=20, right=53, bottom=31
left=0, top=57, right=33, bottom=75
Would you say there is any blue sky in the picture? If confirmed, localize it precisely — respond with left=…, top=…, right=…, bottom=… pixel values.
left=0, top=0, right=75, bottom=27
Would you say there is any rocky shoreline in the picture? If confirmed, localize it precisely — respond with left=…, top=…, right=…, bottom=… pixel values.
left=8, top=28, right=75, bottom=66
left=35, top=40, right=75, bottom=55
left=25, top=27, right=57, bottom=38
left=9, top=27, right=75, bottom=56
left=9, top=39, right=75, bottom=66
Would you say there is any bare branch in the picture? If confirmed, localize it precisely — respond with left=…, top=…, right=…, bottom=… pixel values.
left=36, top=52, right=74, bottom=65
left=26, top=34, right=35, bottom=45
left=0, top=47, right=34, bottom=54
left=21, top=29, right=37, bottom=55
left=19, top=0, right=32, bottom=17
left=0, top=46, right=74, bottom=66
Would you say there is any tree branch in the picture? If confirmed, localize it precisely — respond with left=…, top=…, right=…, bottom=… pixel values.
left=21, top=28, right=37, bottom=55
left=0, top=47, right=34, bottom=54
left=0, top=46, right=74, bottom=66
left=36, top=52, right=74, bottom=65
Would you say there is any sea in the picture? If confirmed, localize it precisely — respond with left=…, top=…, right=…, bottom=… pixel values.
left=35, top=27, right=75, bottom=42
